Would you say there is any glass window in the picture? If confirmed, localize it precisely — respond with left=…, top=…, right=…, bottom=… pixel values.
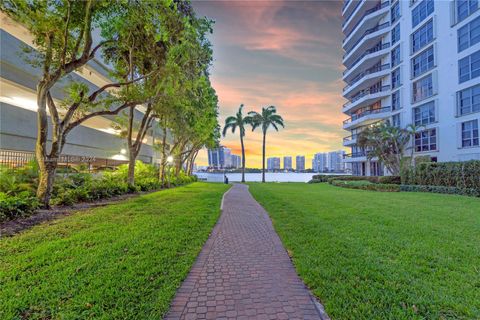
left=412, top=46, right=434, bottom=78
left=462, top=120, right=479, bottom=147
left=392, top=23, right=401, bottom=44
left=457, top=0, right=479, bottom=23
left=391, top=2, right=401, bottom=24
left=391, top=68, right=401, bottom=89
left=392, top=113, right=401, bottom=127
left=412, top=0, right=434, bottom=27
left=391, top=46, right=401, bottom=67
left=413, top=101, right=435, bottom=125
left=392, top=90, right=401, bottom=110
left=412, top=73, right=433, bottom=103
left=415, top=128, right=437, bottom=152
left=411, top=19, right=434, bottom=53
left=457, top=84, right=480, bottom=115
left=459, top=49, right=480, bottom=83
left=458, top=16, right=480, bottom=52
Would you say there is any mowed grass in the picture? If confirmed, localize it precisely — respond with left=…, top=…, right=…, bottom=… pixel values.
left=248, top=183, right=480, bottom=320
left=0, top=182, right=229, bottom=319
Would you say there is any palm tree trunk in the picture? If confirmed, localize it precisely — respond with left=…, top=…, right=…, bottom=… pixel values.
left=240, top=134, right=246, bottom=183
left=262, top=131, right=266, bottom=183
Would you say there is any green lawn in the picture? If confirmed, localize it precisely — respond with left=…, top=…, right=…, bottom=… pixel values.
left=249, top=183, right=480, bottom=320
left=0, top=182, right=229, bottom=319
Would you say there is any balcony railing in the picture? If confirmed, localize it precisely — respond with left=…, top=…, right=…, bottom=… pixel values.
left=343, top=0, right=363, bottom=26
left=343, top=1, right=390, bottom=45
left=344, top=151, right=368, bottom=159
left=343, top=85, right=390, bottom=109
left=344, top=22, right=391, bottom=58
left=343, top=42, right=390, bottom=75
left=343, top=64, right=390, bottom=92
left=343, top=106, right=391, bottom=125
left=343, top=134, right=359, bottom=144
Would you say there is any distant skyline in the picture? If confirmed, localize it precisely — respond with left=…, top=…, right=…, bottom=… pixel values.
left=193, top=0, right=346, bottom=168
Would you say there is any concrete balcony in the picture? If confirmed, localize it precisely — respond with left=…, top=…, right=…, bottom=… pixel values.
left=343, top=134, right=358, bottom=146
left=343, top=106, right=391, bottom=130
left=343, top=42, right=390, bottom=81
left=343, top=151, right=368, bottom=162
left=343, top=85, right=390, bottom=113
left=343, top=22, right=390, bottom=66
left=342, top=0, right=362, bottom=26
left=343, top=2, right=390, bottom=51
left=343, top=63, right=390, bottom=98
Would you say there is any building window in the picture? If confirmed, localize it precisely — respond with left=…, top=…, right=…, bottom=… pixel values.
left=391, top=45, right=401, bottom=67
left=413, top=101, right=435, bottom=125
left=411, top=19, right=434, bottom=53
left=415, top=128, right=437, bottom=152
left=411, top=46, right=434, bottom=78
left=391, top=68, right=401, bottom=89
left=459, top=49, right=480, bottom=83
left=392, top=113, right=401, bottom=127
left=370, top=161, right=384, bottom=176
left=392, top=90, right=401, bottom=110
left=458, top=16, right=480, bottom=52
left=456, top=0, right=479, bottom=23
left=392, top=23, right=401, bottom=44
left=412, top=0, right=434, bottom=28
left=457, top=84, right=480, bottom=115
left=462, top=119, right=479, bottom=147
left=412, top=73, right=433, bottom=103
left=391, top=2, right=401, bottom=24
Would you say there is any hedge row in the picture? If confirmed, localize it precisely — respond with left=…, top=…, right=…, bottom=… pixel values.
left=400, top=184, right=479, bottom=197
left=309, top=175, right=401, bottom=185
left=330, top=180, right=400, bottom=192
left=402, top=161, right=480, bottom=194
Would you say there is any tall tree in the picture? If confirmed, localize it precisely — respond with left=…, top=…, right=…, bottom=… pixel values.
left=1, top=0, right=165, bottom=206
left=222, top=104, right=252, bottom=183
left=248, top=106, right=284, bottom=183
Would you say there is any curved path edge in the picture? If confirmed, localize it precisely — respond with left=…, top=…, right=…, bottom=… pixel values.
left=165, top=183, right=329, bottom=320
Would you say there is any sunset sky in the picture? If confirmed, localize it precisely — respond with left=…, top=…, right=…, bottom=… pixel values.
left=193, top=0, right=346, bottom=168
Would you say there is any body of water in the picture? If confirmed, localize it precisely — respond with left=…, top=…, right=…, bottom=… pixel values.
left=194, top=172, right=341, bottom=183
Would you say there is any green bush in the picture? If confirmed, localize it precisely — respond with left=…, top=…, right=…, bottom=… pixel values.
left=378, top=176, right=401, bottom=185
left=327, top=176, right=380, bottom=184
left=330, top=179, right=400, bottom=192
left=0, top=191, right=40, bottom=222
left=308, top=175, right=347, bottom=183
left=400, top=184, right=479, bottom=197
left=402, top=161, right=480, bottom=195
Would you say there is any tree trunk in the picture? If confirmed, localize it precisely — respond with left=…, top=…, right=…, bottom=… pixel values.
left=262, top=131, right=266, bottom=183
left=160, top=125, right=167, bottom=186
left=127, top=148, right=137, bottom=186
left=240, top=134, right=246, bottom=183
left=36, top=159, right=57, bottom=208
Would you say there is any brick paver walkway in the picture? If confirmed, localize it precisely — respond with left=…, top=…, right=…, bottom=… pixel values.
left=165, top=184, right=328, bottom=320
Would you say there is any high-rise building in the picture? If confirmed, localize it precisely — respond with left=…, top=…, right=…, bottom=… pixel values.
left=296, top=155, right=305, bottom=171
left=312, top=153, right=328, bottom=172
left=223, top=148, right=232, bottom=168
left=267, top=157, right=281, bottom=171
left=342, top=0, right=480, bottom=176
left=231, top=154, right=241, bottom=169
left=283, top=156, right=293, bottom=170
left=328, top=150, right=346, bottom=172
left=207, top=147, right=226, bottom=169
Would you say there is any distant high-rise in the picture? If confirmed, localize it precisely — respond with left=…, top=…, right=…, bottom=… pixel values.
left=312, top=151, right=346, bottom=172
left=267, top=157, right=281, bottom=171
left=296, top=155, right=305, bottom=172
left=231, top=154, right=241, bottom=169
left=207, top=146, right=229, bottom=169
left=312, top=153, right=328, bottom=172
left=283, top=156, right=292, bottom=170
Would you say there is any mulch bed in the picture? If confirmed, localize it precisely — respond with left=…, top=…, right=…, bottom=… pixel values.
left=0, top=191, right=155, bottom=238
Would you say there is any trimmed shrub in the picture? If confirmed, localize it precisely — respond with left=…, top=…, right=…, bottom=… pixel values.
left=400, top=185, right=479, bottom=197
left=0, top=191, right=40, bottom=222
left=327, top=176, right=380, bottom=184
left=308, top=175, right=346, bottom=183
left=378, top=176, right=401, bottom=185
left=330, top=179, right=400, bottom=192
left=402, top=161, right=480, bottom=195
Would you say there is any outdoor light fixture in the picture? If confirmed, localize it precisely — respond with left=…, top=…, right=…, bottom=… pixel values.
left=167, top=155, right=174, bottom=164
left=120, top=148, right=127, bottom=155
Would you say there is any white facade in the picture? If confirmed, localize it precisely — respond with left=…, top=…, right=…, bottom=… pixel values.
left=342, top=0, right=480, bottom=176
left=283, top=156, right=293, bottom=170
left=267, top=157, right=281, bottom=171
left=296, top=155, right=306, bottom=171
left=312, top=151, right=346, bottom=172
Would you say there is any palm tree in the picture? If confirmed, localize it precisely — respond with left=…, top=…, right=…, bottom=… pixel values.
left=248, top=105, right=284, bottom=183
left=222, top=104, right=252, bottom=183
